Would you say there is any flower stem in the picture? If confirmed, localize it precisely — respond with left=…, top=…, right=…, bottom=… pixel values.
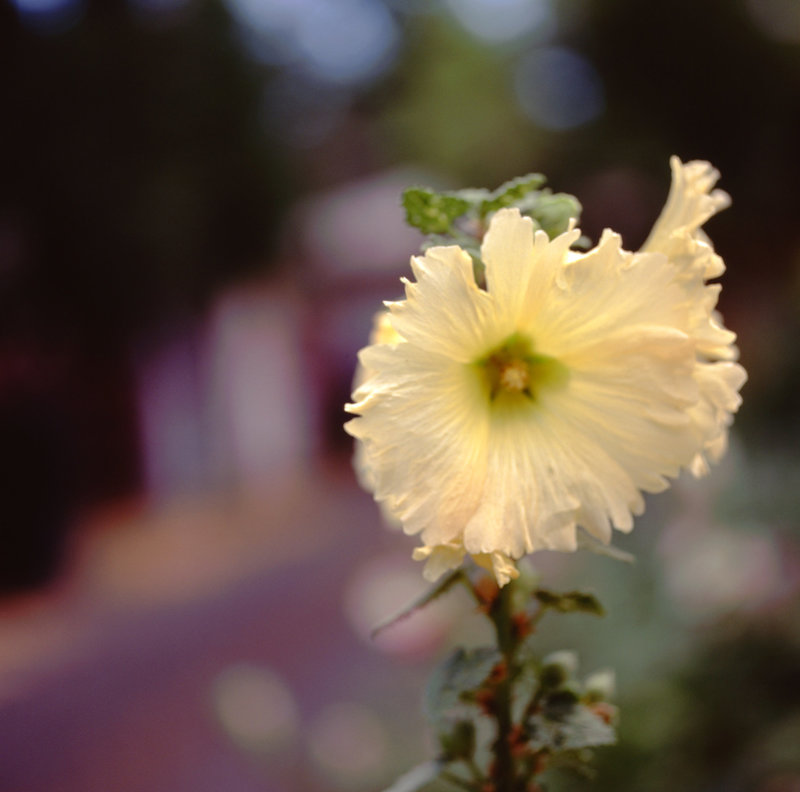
left=489, top=582, right=517, bottom=792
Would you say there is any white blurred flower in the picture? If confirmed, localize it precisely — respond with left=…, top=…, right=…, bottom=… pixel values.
left=543, top=650, right=579, bottom=677
left=345, top=159, right=746, bottom=586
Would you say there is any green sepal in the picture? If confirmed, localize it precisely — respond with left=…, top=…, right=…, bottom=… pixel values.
left=479, top=173, right=547, bottom=217
left=371, top=569, right=465, bottom=639
left=539, top=662, right=574, bottom=692
left=403, top=188, right=472, bottom=235
left=534, top=589, right=605, bottom=617
left=425, top=646, right=502, bottom=722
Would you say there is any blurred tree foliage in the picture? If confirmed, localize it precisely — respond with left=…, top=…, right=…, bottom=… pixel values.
left=376, top=17, right=540, bottom=186
left=0, top=0, right=290, bottom=589
left=0, top=0, right=289, bottom=346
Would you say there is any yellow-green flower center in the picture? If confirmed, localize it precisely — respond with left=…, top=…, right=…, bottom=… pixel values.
left=474, top=332, right=567, bottom=407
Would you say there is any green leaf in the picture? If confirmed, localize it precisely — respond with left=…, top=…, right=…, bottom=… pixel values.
left=479, top=173, right=547, bottom=217
left=438, top=719, right=476, bottom=761
left=530, top=192, right=582, bottom=238
left=380, top=760, right=446, bottom=792
left=425, top=646, right=502, bottom=722
left=371, top=569, right=465, bottom=639
left=534, top=589, right=605, bottom=617
left=403, top=188, right=472, bottom=234
left=452, top=187, right=492, bottom=206
left=528, top=704, right=616, bottom=751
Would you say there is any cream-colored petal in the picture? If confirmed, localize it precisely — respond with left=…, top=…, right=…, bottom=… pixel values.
left=475, top=552, right=520, bottom=587
left=679, top=281, right=739, bottom=361
left=463, top=230, right=714, bottom=551
left=369, top=309, right=403, bottom=346
left=481, top=208, right=536, bottom=329
left=413, top=543, right=466, bottom=582
left=462, top=411, right=582, bottom=559
left=347, top=343, right=490, bottom=545
left=389, top=245, right=497, bottom=362
left=686, top=360, right=747, bottom=477
left=482, top=208, right=582, bottom=335
left=637, top=158, right=744, bottom=473
left=643, top=156, right=730, bottom=269
left=530, top=235, right=691, bottom=359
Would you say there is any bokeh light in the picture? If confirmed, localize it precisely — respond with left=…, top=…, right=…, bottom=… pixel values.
left=213, top=663, right=299, bottom=753
left=444, top=0, right=554, bottom=44
left=661, top=527, right=785, bottom=622
left=307, top=701, right=388, bottom=788
left=344, top=554, right=457, bottom=657
left=226, top=0, right=400, bottom=84
left=9, top=0, right=84, bottom=32
left=514, top=45, right=605, bottom=130
left=293, top=0, right=400, bottom=85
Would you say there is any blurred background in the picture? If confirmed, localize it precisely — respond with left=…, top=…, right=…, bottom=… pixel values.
left=1, top=0, right=799, bottom=790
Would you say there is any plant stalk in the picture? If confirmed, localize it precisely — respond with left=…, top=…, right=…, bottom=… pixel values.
left=490, top=582, right=517, bottom=792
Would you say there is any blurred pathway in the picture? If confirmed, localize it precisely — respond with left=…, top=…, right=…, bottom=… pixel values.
left=0, top=468, right=410, bottom=792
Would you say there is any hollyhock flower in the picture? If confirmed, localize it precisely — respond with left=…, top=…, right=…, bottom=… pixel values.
left=345, top=159, right=746, bottom=585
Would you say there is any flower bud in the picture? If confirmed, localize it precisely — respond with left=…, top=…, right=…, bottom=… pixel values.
left=583, top=669, right=616, bottom=703
left=540, top=650, right=579, bottom=689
